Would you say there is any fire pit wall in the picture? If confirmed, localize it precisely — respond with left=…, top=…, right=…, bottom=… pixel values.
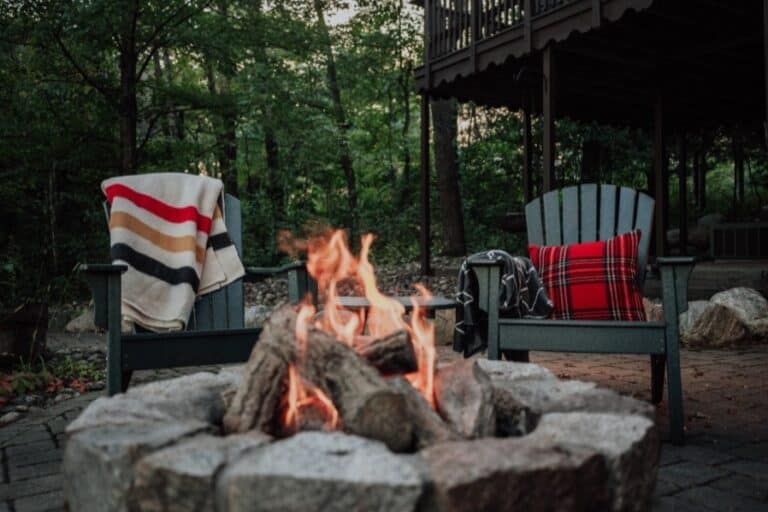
left=63, top=360, right=660, bottom=512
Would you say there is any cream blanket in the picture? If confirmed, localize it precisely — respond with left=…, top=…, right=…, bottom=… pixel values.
left=102, top=173, right=245, bottom=331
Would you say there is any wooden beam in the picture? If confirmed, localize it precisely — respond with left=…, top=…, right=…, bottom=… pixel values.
left=523, top=88, right=533, bottom=204
left=542, top=45, right=556, bottom=192
left=420, top=94, right=432, bottom=276
left=764, top=0, right=768, bottom=148
left=654, top=87, right=667, bottom=258
left=733, top=128, right=744, bottom=215
left=678, top=132, right=688, bottom=256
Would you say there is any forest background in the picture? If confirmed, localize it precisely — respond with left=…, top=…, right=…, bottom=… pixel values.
left=1, top=0, right=766, bottom=307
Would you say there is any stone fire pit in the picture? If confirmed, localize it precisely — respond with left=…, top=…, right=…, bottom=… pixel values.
left=63, top=359, right=659, bottom=512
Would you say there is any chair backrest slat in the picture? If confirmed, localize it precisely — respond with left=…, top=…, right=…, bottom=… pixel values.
left=634, top=192, right=655, bottom=287
left=525, top=184, right=654, bottom=289
left=562, top=187, right=580, bottom=244
left=525, top=198, right=544, bottom=245
left=579, top=183, right=598, bottom=242
left=542, top=190, right=562, bottom=245
left=191, top=193, right=244, bottom=331
left=617, top=187, right=638, bottom=235
left=224, top=195, right=245, bottom=329
left=599, top=184, right=617, bottom=240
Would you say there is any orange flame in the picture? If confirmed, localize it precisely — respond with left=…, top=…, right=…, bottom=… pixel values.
left=405, top=284, right=437, bottom=407
left=282, top=364, right=340, bottom=433
left=282, top=228, right=438, bottom=437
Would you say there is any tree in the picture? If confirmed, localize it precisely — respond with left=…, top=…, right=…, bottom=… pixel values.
left=431, top=98, right=466, bottom=255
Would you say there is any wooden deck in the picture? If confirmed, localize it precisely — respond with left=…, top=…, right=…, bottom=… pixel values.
left=643, top=261, right=768, bottom=301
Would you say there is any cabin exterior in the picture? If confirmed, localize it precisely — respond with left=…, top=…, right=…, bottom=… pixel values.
left=412, top=0, right=768, bottom=273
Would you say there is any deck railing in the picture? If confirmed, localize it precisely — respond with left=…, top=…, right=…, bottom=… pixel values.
left=425, top=0, right=571, bottom=61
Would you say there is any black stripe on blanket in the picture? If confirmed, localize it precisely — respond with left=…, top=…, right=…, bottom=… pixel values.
left=207, top=233, right=234, bottom=251
left=111, top=243, right=200, bottom=292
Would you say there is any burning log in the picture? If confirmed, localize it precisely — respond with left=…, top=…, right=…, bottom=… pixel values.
left=389, top=377, right=461, bottom=449
left=222, top=312, right=294, bottom=435
left=354, top=330, right=417, bottom=374
left=224, top=306, right=414, bottom=453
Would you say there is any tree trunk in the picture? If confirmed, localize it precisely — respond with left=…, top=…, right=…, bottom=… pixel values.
left=313, top=0, right=358, bottom=239
left=119, top=43, right=138, bottom=173
left=397, top=60, right=414, bottom=209
left=264, top=106, right=284, bottom=225
left=430, top=98, right=466, bottom=256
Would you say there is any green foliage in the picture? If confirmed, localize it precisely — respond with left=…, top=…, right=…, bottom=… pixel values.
left=1, top=0, right=766, bottom=308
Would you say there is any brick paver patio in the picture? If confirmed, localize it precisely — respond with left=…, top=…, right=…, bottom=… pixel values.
left=0, top=341, right=766, bottom=511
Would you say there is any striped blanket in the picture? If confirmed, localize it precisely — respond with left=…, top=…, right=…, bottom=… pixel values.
left=102, top=173, right=245, bottom=332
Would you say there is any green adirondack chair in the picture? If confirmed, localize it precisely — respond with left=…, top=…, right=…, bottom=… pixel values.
left=468, top=184, right=694, bottom=444
left=79, top=194, right=315, bottom=396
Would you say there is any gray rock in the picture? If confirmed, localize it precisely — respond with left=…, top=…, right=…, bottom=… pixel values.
left=643, top=298, right=664, bottom=322
left=63, top=421, right=208, bottom=512
left=134, top=433, right=270, bottom=512
left=528, top=412, right=659, bottom=512
left=492, top=376, right=597, bottom=414
left=678, top=300, right=711, bottom=334
left=434, top=360, right=496, bottom=438
left=68, top=372, right=240, bottom=435
left=65, top=308, right=96, bottom=333
left=244, top=305, right=271, bottom=328
left=476, top=359, right=556, bottom=382
left=66, top=396, right=176, bottom=434
left=679, top=301, right=749, bottom=347
left=217, top=431, right=424, bottom=512
left=710, top=287, right=768, bottom=323
left=747, top=318, right=768, bottom=342
left=0, top=411, right=21, bottom=426
left=125, top=371, right=240, bottom=424
left=419, top=436, right=609, bottom=512
left=543, top=388, right=655, bottom=420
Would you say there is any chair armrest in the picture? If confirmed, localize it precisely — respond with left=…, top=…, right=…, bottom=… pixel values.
left=78, top=263, right=127, bottom=330
left=657, top=257, right=695, bottom=320
left=243, top=261, right=317, bottom=305
left=243, top=261, right=307, bottom=282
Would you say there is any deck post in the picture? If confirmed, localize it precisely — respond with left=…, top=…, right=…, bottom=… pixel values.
left=654, top=87, right=667, bottom=258
left=542, top=44, right=556, bottom=193
left=764, top=0, right=768, bottom=148
left=523, top=88, right=533, bottom=203
left=678, top=132, right=688, bottom=255
left=420, top=93, right=432, bottom=276
left=733, top=128, right=745, bottom=215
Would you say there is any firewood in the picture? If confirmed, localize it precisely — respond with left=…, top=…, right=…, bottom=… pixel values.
left=389, top=377, right=462, bottom=449
left=224, top=305, right=414, bottom=452
left=222, top=307, right=295, bottom=435
left=354, top=330, right=417, bottom=374
left=298, top=325, right=414, bottom=453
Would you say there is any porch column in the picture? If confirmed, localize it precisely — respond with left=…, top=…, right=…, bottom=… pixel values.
left=523, top=89, right=534, bottom=203
left=542, top=45, right=556, bottom=192
left=678, top=133, right=688, bottom=255
left=654, top=88, right=667, bottom=257
left=420, top=93, right=432, bottom=276
left=764, top=0, right=768, bottom=148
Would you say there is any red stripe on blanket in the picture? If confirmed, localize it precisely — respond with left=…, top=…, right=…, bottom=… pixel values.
left=105, top=183, right=212, bottom=234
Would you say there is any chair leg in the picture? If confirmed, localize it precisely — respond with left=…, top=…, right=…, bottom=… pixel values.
left=650, top=354, right=666, bottom=404
left=121, top=371, right=133, bottom=393
left=503, top=350, right=530, bottom=363
left=666, top=346, right=685, bottom=445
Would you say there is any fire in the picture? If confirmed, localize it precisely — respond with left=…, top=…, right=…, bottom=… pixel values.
left=282, top=365, right=340, bottom=433
left=405, top=284, right=437, bottom=407
left=286, top=228, right=438, bottom=433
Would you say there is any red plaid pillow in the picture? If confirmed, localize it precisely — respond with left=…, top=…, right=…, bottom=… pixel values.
left=528, top=230, right=646, bottom=321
